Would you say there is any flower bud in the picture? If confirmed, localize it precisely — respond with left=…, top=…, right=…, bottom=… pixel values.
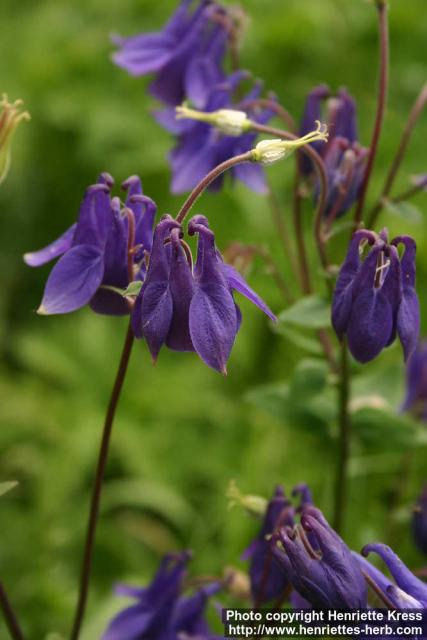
left=0, top=94, right=30, bottom=184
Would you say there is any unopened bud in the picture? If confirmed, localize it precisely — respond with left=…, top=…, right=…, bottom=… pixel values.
left=0, top=94, right=30, bottom=184
left=227, top=479, right=267, bottom=517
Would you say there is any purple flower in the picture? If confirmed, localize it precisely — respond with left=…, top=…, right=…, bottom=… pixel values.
left=24, top=174, right=156, bottom=316
left=132, top=213, right=275, bottom=373
left=362, top=543, right=427, bottom=607
left=413, top=485, right=427, bottom=555
left=332, top=228, right=420, bottom=363
left=112, top=1, right=230, bottom=107
left=402, top=341, right=427, bottom=420
left=242, top=485, right=294, bottom=604
left=271, top=506, right=367, bottom=608
left=299, top=85, right=368, bottom=218
left=155, top=73, right=276, bottom=194
left=102, top=552, right=225, bottom=640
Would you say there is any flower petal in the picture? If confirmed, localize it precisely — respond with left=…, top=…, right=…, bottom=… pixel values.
left=24, top=223, right=76, bottom=267
left=165, top=229, right=195, bottom=352
left=38, top=244, right=104, bottom=315
left=222, top=263, right=276, bottom=321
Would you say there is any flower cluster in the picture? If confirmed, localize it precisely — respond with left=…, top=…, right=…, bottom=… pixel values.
left=332, top=228, right=419, bottom=363
left=132, top=213, right=275, bottom=373
left=25, top=176, right=275, bottom=373
left=102, top=551, right=225, bottom=640
left=299, top=85, right=368, bottom=220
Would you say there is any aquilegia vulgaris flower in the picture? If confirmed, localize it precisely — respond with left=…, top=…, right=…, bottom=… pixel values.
left=332, top=228, right=420, bottom=363
left=24, top=174, right=156, bottom=315
left=156, top=72, right=276, bottom=194
left=132, top=213, right=275, bottom=373
left=102, top=551, right=225, bottom=640
left=271, top=505, right=367, bottom=608
left=299, top=85, right=368, bottom=220
left=401, top=340, right=427, bottom=420
left=112, top=0, right=235, bottom=108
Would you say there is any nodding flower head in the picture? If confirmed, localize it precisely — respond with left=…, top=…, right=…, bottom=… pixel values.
left=271, top=506, right=367, bottom=609
left=299, top=85, right=367, bottom=218
left=242, top=485, right=295, bottom=604
left=401, top=341, right=427, bottom=420
left=24, top=174, right=156, bottom=316
left=112, top=0, right=237, bottom=108
left=361, top=543, right=427, bottom=608
left=331, top=229, right=419, bottom=363
left=132, top=213, right=275, bottom=373
left=0, top=94, right=30, bottom=184
left=413, top=485, right=427, bottom=555
left=102, top=551, right=223, bottom=640
left=156, top=72, right=278, bottom=194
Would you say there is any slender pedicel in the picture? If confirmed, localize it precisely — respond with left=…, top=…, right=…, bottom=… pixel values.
left=0, top=582, right=26, bottom=640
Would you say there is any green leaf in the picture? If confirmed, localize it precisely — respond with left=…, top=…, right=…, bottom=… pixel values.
left=351, top=407, right=424, bottom=452
left=0, top=481, right=18, bottom=497
left=273, top=324, right=323, bottom=354
left=100, top=281, right=143, bottom=297
left=123, top=281, right=143, bottom=297
left=383, top=199, right=422, bottom=223
left=276, top=295, right=331, bottom=329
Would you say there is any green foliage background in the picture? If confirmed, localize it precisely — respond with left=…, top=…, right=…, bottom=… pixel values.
left=1, top=0, right=427, bottom=637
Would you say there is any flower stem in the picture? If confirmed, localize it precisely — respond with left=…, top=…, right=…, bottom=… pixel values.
left=70, top=321, right=135, bottom=640
left=240, top=98, right=296, bottom=132
left=368, top=84, right=427, bottom=227
left=266, top=183, right=300, bottom=287
left=0, top=582, right=25, bottom=640
left=333, top=340, right=351, bottom=534
left=175, top=152, right=253, bottom=224
left=353, top=0, right=389, bottom=228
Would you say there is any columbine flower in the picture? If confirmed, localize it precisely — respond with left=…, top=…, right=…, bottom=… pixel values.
left=242, top=486, right=294, bottom=604
left=361, top=543, right=427, bottom=607
left=271, top=506, right=367, bottom=608
left=401, top=341, right=427, bottom=420
left=155, top=73, right=277, bottom=194
left=112, top=0, right=232, bottom=108
left=413, top=485, right=427, bottom=555
left=331, top=228, right=420, bottom=363
left=0, top=94, right=30, bottom=184
left=102, top=552, right=225, bottom=640
left=24, top=174, right=156, bottom=315
left=132, top=214, right=275, bottom=373
left=299, top=85, right=368, bottom=219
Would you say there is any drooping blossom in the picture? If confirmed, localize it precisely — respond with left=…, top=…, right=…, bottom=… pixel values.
left=299, top=85, right=368, bottom=219
left=102, top=552, right=226, bottom=640
left=112, top=0, right=234, bottom=108
left=271, top=506, right=367, bottom=608
left=0, top=94, right=30, bottom=184
left=155, top=73, right=276, bottom=194
left=331, top=228, right=419, bottom=363
left=24, top=174, right=156, bottom=316
left=132, top=213, right=275, bottom=373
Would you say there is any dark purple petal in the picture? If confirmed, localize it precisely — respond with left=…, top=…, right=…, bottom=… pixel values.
left=393, top=237, right=420, bottom=360
left=165, top=228, right=195, bottom=351
left=222, top=263, right=276, bottom=321
left=123, top=175, right=157, bottom=254
left=112, top=32, right=176, bottom=76
left=102, top=603, right=154, bottom=640
left=332, top=88, right=358, bottom=142
left=362, top=543, right=427, bottom=606
left=170, top=140, right=216, bottom=194
left=331, top=230, right=376, bottom=339
left=38, top=245, right=104, bottom=315
left=189, top=220, right=237, bottom=373
left=413, top=485, right=427, bottom=555
left=232, top=160, right=268, bottom=194
left=401, top=341, right=427, bottom=415
left=73, top=183, right=112, bottom=249
left=299, top=84, right=330, bottom=174
left=24, top=223, right=76, bottom=267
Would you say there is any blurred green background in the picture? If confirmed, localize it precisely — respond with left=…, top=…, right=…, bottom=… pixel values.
left=1, top=0, right=427, bottom=637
